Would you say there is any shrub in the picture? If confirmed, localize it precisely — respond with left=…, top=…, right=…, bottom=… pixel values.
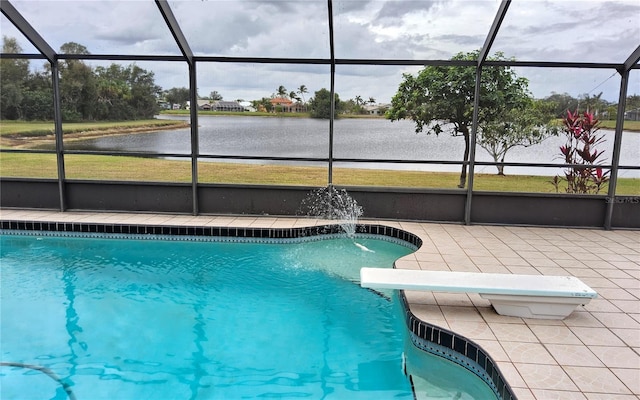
left=550, top=110, right=610, bottom=194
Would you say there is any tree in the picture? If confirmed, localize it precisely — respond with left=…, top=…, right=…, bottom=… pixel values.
left=387, top=50, right=537, bottom=188
left=309, top=88, right=341, bottom=119
left=289, top=91, right=300, bottom=102
left=478, top=98, right=558, bottom=175
left=277, top=85, right=287, bottom=98
left=127, top=64, right=161, bottom=118
left=368, top=97, right=376, bottom=105
left=209, top=90, right=223, bottom=101
left=57, top=42, right=97, bottom=121
left=1, top=36, right=30, bottom=119
left=164, top=87, right=191, bottom=107
left=22, top=70, right=54, bottom=121
left=354, top=95, right=363, bottom=106
left=544, top=92, right=579, bottom=118
left=297, top=85, right=308, bottom=103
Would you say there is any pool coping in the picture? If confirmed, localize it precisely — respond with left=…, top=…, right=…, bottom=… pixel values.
left=1, top=218, right=513, bottom=400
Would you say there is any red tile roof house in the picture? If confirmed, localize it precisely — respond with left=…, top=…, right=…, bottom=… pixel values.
left=269, top=97, right=306, bottom=113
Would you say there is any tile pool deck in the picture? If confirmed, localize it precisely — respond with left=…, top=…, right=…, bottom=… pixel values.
left=1, top=209, right=638, bottom=400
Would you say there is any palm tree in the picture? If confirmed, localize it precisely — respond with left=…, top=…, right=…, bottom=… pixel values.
left=277, top=85, right=287, bottom=98
left=297, top=85, right=308, bottom=103
left=289, top=91, right=300, bottom=102
left=355, top=95, right=363, bottom=106
left=368, top=97, right=376, bottom=105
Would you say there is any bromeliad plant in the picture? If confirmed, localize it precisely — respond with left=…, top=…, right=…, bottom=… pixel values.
left=550, top=110, right=610, bottom=194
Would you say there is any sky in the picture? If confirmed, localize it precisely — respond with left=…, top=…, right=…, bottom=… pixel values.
left=2, top=0, right=639, bottom=104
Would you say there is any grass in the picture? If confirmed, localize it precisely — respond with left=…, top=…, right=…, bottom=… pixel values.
left=0, top=119, right=188, bottom=138
left=599, top=120, right=640, bottom=131
left=1, top=152, right=638, bottom=195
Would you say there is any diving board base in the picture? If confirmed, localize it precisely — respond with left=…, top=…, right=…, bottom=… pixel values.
left=479, top=293, right=588, bottom=320
left=360, top=268, right=597, bottom=320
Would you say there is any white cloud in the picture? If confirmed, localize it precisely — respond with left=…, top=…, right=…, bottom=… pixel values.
left=3, top=0, right=639, bottom=103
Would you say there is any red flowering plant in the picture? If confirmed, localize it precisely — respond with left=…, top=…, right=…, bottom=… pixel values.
left=550, top=110, right=610, bottom=194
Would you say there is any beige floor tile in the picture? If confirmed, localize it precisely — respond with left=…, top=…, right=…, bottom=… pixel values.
left=432, top=292, right=475, bottom=307
left=583, top=394, right=639, bottom=400
left=510, top=386, right=536, bottom=399
left=611, top=278, right=640, bottom=289
left=414, top=252, right=445, bottom=262
left=611, top=328, right=640, bottom=348
left=528, top=325, right=582, bottom=345
left=476, top=264, right=512, bottom=273
left=562, top=311, right=605, bottom=328
left=467, top=294, right=492, bottom=308
left=409, top=304, right=445, bottom=324
left=610, top=300, right=640, bottom=314
left=440, top=305, right=484, bottom=322
left=495, top=361, right=526, bottom=388
left=473, top=339, right=509, bottom=362
left=403, top=290, right=437, bottom=305
left=533, top=266, right=568, bottom=275
left=478, top=307, right=525, bottom=324
left=506, top=266, right=542, bottom=275
left=562, top=366, right=631, bottom=395
left=569, top=326, right=626, bottom=346
left=591, top=312, right=640, bottom=329
left=595, top=287, right=638, bottom=301
left=611, top=368, right=640, bottom=395
left=584, top=298, right=623, bottom=313
left=514, top=363, right=578, bottom=391
left=446, top=320, right=496, bottom=341
left=589, top=346, right=640, bottom=369
left=530, top=389, right=587, bottom=400
left=597, top=268, right=635, bottom=279
left=490, top=323, right=538, bottom=342
left=502, top=342, right=556, bottom=365
left=544, top=344, right=603, bottom=367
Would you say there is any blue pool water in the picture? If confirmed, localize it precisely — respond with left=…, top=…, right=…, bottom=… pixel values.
left=0, top=232, right=497, bottom=399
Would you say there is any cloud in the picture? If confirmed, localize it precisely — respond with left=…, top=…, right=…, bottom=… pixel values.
left=3, top=0, right=639, bottom=104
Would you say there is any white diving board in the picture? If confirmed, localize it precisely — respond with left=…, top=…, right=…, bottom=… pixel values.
left=360, top=268, right=597, bottom=320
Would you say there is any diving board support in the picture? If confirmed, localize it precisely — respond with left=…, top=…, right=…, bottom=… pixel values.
left=360, top=268, right=597, bottom=320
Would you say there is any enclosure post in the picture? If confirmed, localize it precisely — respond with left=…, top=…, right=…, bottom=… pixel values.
left=189, top=63, right=199, bottom=215
left=464, top=66, right=482, bottom=225
left=604, top=69, right=629, bottom=229
left=327, top=0, right=335, bottom=186
left=51, top=60, right=67, bottom=211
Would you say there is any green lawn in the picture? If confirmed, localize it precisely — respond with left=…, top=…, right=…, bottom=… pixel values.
left=0, top=119, right=188, bottom=137
left=1, top=152, right=638, bottom=195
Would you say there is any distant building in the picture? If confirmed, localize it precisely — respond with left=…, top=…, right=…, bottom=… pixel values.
left=363, top=103, right=390, bottom=116
left=625, top=108, right=640, bottom=121
left=270, top=97, right=306, bottom=112
left=211, top=101, right=244, bottom=112
left=239, top=101, right=256, bottom=112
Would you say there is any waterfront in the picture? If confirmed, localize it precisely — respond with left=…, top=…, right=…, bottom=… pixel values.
left=63, top=115, right=640, bottom=177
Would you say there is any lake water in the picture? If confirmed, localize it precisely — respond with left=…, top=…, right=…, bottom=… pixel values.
left=65, top=115, right=639, bottom=177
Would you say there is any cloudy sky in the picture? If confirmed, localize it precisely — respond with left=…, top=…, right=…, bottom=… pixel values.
left=2, top=0, right=639, bottom=103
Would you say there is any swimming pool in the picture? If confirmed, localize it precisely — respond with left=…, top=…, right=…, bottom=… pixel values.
left=0, top=224, right=504, bottom=399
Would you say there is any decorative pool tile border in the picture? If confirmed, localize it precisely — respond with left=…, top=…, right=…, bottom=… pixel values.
left=1, top=219, right=514, bottom=399
left=400, top=295, right=516, bottom=400
left=0, top=220, right=421, bottom=249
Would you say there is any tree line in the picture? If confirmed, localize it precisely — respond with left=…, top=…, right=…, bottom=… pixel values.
left=1, top=37, right=161, bottom=121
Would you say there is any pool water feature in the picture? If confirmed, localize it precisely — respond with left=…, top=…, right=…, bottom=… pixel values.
left=1, top=230, right=499, bottom=400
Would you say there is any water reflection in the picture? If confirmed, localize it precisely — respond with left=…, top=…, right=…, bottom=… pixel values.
left=62, top=115, right=639, bottom=177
